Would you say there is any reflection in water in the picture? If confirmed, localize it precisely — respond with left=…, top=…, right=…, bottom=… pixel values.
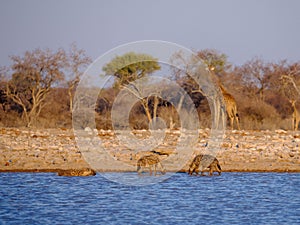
left=0, top=172, right=299, bottom=224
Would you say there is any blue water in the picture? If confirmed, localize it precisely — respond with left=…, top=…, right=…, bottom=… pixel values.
left=0, top=172, right=299, bottom=225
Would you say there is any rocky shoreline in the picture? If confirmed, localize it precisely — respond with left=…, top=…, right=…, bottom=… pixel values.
left=1, top=128, right=300, bottom=173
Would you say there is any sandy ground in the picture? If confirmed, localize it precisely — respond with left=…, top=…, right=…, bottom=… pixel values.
left=0, top=128, right=299, bottom=173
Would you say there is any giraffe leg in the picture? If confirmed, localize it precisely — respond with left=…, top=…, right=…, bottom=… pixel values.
left=235, top=116, right=240, bottom=130
left=230, top=117, right=234, bottom=130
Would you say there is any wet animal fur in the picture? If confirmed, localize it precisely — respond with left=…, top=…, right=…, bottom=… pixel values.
left=57, top=168, right=96, bottom=176
left=188, top=154, right=221, bottom=176
left=137, top=154, right=166, bottom=175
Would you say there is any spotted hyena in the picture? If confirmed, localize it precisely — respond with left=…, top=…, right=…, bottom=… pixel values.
left=188, top=154, right=221, bottom=176
left=57, top=168, right=96, bottom=176
left=137, top=154, right=166, bottom=176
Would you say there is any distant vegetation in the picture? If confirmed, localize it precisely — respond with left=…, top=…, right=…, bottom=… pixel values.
left=0, top=47, right=299, bottom=130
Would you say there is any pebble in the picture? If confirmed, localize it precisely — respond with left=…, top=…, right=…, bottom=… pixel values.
left=0, top=128, right=299, bottom=171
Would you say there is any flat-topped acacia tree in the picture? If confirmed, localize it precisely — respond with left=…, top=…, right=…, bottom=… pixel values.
left=103, top=52, right=161, bottom=124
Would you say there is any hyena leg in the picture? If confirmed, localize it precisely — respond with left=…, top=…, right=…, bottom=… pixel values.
left=188, top=164, right=196, bottom=175
left=195, top=165, right=202, bottom=176
left=198, top=165, right=206, bottom=176
left=190, top=159, right=201, bottom=175
left=209, top=167, right=213, bottom=176
left=188, top=166, right=193, bottom=175
left=216, top=163, right=222, bottom=175
left=194, top=167, right=200, bottom=176
left=137, top=164, right=143, bottom=175
left=158, top=162, right=166, bottom=175
left=154, top=164, right=157, bottom=176
left=212, top=165, right=221, bottom=176
left=149, top=165, right=153, bottom=176
left=137, top=168, right=142, bottom=175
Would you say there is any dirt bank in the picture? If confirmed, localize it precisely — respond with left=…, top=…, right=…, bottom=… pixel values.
left=0, top=128, right=299, bottom=173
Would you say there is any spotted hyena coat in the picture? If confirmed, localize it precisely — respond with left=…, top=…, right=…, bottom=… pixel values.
left=57, top=168, right=96, bottom=176
left=137, top=154, right=166, bottom=176
left=188, top=154, right=221, bottom=176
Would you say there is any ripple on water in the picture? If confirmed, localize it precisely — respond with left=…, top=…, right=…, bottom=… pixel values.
left=0, top=172, right=299, bottom=224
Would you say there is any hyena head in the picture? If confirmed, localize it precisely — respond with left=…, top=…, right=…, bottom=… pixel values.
left=81, top=168, right=96, bottom=176
left=188, top=154, right=202, bottom=175
left=188, top=163, right=197, bottom=175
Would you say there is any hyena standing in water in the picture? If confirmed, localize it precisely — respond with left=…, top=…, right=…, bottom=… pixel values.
left=188, top=154, right=222, bottom=176
left=57, top=168, right=96, bottom=176
left=137, top=154, right=166, bottom=176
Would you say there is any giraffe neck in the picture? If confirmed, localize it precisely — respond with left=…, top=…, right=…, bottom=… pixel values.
left=292, top=103, right=300, bottom=119
left=294, top=106, right=300, bottom=118
left=219, top=83, right=227, bottom=94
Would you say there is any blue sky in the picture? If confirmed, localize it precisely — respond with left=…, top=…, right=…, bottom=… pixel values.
left=0, top=0, right=300, bottom=67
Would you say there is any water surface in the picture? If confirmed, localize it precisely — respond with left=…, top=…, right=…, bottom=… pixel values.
left=0, top=172, right=299, bottom=224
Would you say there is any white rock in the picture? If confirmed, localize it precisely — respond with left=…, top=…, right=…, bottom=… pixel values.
left=275, top=129, right=287, bottom=134
left=84, top=127, right=92, bottom=132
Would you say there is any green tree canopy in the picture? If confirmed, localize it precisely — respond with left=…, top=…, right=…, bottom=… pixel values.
left=103, top=52, right=161, bottom=87
left=102, top=52, right=161, bottom=124
left=197, top=49, right=230, bottom=74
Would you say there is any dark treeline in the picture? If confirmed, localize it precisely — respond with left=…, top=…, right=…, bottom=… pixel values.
left=0, top=47, right=299, bottom=130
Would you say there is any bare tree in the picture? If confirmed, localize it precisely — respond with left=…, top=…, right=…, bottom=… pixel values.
left=66, top=43, right=92, bottom=112
left=170, top=50, right=228, bottom=129
left=0, top=66, right=7, bottom=81
left=279, top=62, right=300, bottom=99
left=5, top=48, right=67, bottom=127
left=0, top=66, right=8, bottom=111
left=238, top=58, right=272, bottom=101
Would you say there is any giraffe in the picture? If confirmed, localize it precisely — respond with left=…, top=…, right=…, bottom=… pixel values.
left=219, top=84, right=240, bottom=130
left=192, top=73, right=240, bottom=130
left=290, top=100, right=300, bottom=131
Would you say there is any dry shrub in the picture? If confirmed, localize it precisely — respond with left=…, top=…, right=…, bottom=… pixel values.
left=239, top=99, right=282, bottom=130
left=277, top=117, right=293, bottom=130
left=265, top=93, right=292, bottom=119
left=39, top=88, right=71, bottom=128
left=0, top=110, right=25, bottom=127
left=129, top=113, right=149, bottom=130
left=95, top=111, right=112, bottom=130
left=198, top=111, right=211, bottom=128
left=157, top=106, right=180, bottom=129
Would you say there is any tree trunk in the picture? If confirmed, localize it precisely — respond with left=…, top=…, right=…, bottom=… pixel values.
left=177, top=94, right=185, bottom=113
left=68, top=87, right=73, bottom=113
left=153, top=96, right=159, bottom=125
left=21, top=108, right=30, bottom=127
left=141, top=99, right=152, bottom=124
